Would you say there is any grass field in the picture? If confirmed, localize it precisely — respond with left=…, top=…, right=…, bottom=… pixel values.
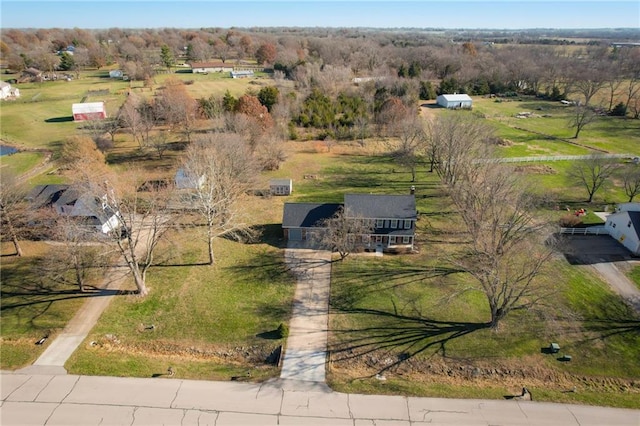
left=2, top=72, right=640, bottom=407
left=0, top=241, right=97, bottom=369
left=65, top=226, right=296, bottom=380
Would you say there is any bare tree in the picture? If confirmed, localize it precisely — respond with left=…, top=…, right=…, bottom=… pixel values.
left=48, top=214, right=106, bottom=293
left=118, top=94, right=145, bottom=149
left=181, top=133, right=258, bottom=265
left=568, top=154, right=617, bottom=203
left=426, top=113, right=494, bottom=186
left=0, top=177, right=27, bottom=256
left=100, top=175, right=173, bottom=296
left=391, top=115, right=427, bottom=182
left=448, top=163, right=555, bottom=329
left=568, top=103, right=597, bottom=139
left=621, top=164, right=640, bottom=202
left=154, top=78, right=198, bottom=142
left=313, top=206, right=375, bottom=261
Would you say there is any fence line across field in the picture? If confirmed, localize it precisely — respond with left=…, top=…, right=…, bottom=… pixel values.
left=472, top=154, right=635, bottom=164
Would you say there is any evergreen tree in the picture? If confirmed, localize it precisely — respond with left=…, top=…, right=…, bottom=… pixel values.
left=160, top=45, right=174, bottom=71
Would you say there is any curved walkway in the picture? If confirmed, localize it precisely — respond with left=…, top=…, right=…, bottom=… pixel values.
left=2, top=372, right=638, bottom=425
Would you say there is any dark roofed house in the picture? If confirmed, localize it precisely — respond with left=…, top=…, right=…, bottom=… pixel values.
left=282, top=193, right=417, bottom=253
left=282, top=203, right=342, bottom=242
left=27, top=184, right=121, bottom=234
left=344, top=194, right=417, bottom=252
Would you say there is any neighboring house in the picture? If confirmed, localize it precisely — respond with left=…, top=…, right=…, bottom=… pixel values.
left=605, top=203, right=640, bottom=256
left=0, top=81, right=19, bottom=99
left=109, top=69, right=123, bottom=78
left=189, top=62, right=234, bottom=73
left=72, top=102, right=107, bottom=121
left=175, top=168, right=205, bottom=190
left=230, top=70, right=254, bottom=78
left=27, top=184, right=120, bottom=234
left=282, top=193, right=417, bottom=252
left=436, top=94, right=473, bottom=109
left=270, top=178, right=293, bottom=196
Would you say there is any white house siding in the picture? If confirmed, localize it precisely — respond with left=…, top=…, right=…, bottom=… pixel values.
left=605, top=212, right=640, bottom=255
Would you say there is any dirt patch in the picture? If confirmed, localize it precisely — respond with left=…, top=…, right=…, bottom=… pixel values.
left=328, top=350, right=640, bottom=394
left=88, top=336, right=280, bottom=366
left=513, top=164, right=557, bottom=174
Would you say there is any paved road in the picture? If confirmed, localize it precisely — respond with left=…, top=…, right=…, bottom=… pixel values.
left=280, top=242, right=332, bottom=383
left=2, top=372, right=638, bottom=425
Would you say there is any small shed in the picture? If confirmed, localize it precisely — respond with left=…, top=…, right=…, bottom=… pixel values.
left=72, top=102, right=107, bottom=121
left=270, top=178, right=293, bottom=196
left=436, top=94, right=473, bottom=109
left=175, top=168, right=205, bottom=190
left=109, top=69, right=123, bottom=78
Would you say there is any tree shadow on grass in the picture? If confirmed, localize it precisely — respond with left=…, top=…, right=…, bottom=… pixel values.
left=329, top=307, right=487, bottom=376
left=45, top=116, right=74, bottom=123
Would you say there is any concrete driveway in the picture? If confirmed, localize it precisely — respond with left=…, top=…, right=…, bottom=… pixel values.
left=561, top=235, right=640, bottom=314
left=280, top=241, right=332, bottom=384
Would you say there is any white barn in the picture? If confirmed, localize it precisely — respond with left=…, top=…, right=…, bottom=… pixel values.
left=604, top=203, right=640, bottom=256
left=72, top=102, right=107, bottom=121
left=436, top=94, right=473, bottom=109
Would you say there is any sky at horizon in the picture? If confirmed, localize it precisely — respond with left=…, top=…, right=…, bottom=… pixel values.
left=1, top=1, right=639, bottom=30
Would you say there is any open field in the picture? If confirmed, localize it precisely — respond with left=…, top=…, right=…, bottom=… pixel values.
left=2, top=71, right=640, bottom=408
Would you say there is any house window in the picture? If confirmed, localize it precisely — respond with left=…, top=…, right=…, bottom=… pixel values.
left=375, top=219, right=384, bottom=228
left=390, top=220, right=398, bottom=229
left=402, top=236, right=411, bottom=244
left=375, top=235, right=383, bottom=243
left=389, top=236, right=396, bottom=245
left=404, top=220, right=412, bottom=229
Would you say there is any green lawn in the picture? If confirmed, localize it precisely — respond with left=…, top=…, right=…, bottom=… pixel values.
left=628, top=266, right=640, bottom=289
left=0, top=242, right=95, bottom=369
left=66, top=228, right=296, bottom=380
left=327, top=246, right=640, bottom=408
left=473, top=97, right=640, bottom=156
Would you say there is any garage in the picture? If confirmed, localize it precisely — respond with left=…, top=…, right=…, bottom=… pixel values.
left=288, top=228, right=302, bottom=241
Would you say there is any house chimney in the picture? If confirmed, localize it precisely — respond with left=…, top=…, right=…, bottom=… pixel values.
left=410, top=185, right=415, bottom=195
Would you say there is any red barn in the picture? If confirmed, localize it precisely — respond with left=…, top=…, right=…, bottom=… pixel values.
left=72, top=102, right=107, bottom=121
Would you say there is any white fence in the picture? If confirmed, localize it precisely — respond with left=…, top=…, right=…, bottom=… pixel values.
left=474, top=154, right=635, bottom=164
left=559, top=226, right=609, bottom=236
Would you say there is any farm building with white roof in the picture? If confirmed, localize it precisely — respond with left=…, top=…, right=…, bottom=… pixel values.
left=436, top=94, right=473, bottom=109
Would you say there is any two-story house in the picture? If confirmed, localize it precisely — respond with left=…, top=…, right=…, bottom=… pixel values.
left=282, top=193, right=417, bottom=253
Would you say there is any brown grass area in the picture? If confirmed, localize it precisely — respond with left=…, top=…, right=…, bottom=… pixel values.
left=328, top=352, right=640, bottom=395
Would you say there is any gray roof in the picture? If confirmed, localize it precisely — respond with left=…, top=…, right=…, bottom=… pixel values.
left=27, top=184, right=70, bottom=208
left=344, top=194, right=416, bottom=220
left=629, top=211, right=640, bottom=238
left=282, top=203, right=341, bottom=228
left=270, top=178, right=292, bottom=186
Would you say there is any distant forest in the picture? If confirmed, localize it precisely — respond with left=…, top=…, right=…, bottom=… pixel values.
left=2, top=27, right=640, bottom=119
